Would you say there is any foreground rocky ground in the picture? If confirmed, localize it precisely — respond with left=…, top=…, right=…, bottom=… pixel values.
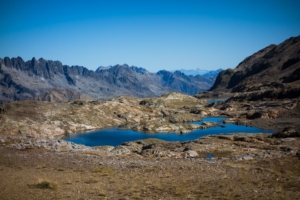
left=1, top=134, right=300, bottom=200
left=0, top=92, right=300, bottom=199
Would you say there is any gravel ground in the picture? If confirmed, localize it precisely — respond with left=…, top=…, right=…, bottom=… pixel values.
left=1, top=135, right=299, bottom=200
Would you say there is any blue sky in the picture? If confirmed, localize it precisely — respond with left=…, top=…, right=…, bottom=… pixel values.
left=0, top=0, right=300, bottom=72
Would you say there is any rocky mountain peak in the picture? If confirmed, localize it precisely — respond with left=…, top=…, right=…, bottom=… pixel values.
left=130, top=66, right=148, bottom=74
left=95, top=65, right=112, bottom=72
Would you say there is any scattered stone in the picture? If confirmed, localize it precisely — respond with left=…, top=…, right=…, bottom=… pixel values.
left=281, top=138, right=295, bottom=141
left=185, top=150, right=199, bottom=158
left=111, top=146, right=131, bottom=155
left=247, top=112, right=263, bottom=119
left=234, top=136, right=251, bottom=142
left=272, top=127, right=300, bottom=138
left=94, top=146, right=114, bottom=152
left=280, top=146, right=292, bottom=151
left=296, top=150, right=300, bottom=159
left=173, top=147, right=185, bottom=152
left=217, top=135, right=233, bottom=140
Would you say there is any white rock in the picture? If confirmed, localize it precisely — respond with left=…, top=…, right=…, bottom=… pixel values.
left=185, top=150, right=199, bottom=158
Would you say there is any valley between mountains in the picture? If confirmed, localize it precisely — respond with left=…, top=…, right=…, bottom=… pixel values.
left=0, top=35, right=300, bottom=199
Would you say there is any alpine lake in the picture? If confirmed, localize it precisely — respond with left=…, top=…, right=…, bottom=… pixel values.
left=65, top=117, right=274, bottom=147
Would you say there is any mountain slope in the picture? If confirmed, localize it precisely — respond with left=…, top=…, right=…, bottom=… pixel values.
left=210, top=36, right=300, bottom=92
left=206, top=35, right=300, bottom=101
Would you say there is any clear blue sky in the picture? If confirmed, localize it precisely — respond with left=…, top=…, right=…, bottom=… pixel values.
left=1, top=0, right=300, bottom=72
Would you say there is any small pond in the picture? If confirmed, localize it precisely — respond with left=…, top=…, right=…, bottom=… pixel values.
left=64, top=117, right=274, bottom=147
left=208, top=99, right=227, bottom=104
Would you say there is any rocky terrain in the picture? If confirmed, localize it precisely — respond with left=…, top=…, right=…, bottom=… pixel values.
left=194, top=35, right=300, bottom=136
left=1, top=142, right=299, bottom=200
left=0, top=90, right=299, bottom=199
left=0, top=92, right=212, bottom=138
left=0, top=57, right=215, bottom=103
left=1, top=35, right=300, bottom=199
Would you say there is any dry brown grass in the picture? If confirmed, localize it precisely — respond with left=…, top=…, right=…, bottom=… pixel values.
left=1, top=139, right=300, bottom=199
left=28, top=180, right=58, bottom=190
left=92, top=167, right=115, bottom=174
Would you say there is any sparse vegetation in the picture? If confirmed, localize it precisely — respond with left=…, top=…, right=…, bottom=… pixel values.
left=29, top=180, right=58, bottom=190
left=92, top=167, right=115, bottom=174
left=85, top=178, right=98, bottom=184
left=0, top=148, right=298, bottom=199
left=144, top=167, right=156, bottom=172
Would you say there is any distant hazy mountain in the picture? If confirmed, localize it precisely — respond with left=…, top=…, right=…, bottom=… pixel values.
left=0, top=58, right=215, bottom=103
left=172, top=68, right=222, bottom=76
left=156, top=70, right=214, bottom=95
left=202, top=68, right=223, bottom=77
left=171, top=68, right=209, bottom=76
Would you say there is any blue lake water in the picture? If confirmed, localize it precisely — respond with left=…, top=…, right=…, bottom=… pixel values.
left=64, top=117, right=274, bottom=147
left=208, top=99, right=227, bottom=104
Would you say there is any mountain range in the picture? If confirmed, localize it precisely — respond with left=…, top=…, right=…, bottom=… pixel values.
left=3, top=34, right=299, bottom=104
left=0, top=58, right=217, bottom=103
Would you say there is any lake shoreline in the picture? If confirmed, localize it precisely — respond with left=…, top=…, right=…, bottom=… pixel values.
left=64, top=117, right=274, bottom=147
